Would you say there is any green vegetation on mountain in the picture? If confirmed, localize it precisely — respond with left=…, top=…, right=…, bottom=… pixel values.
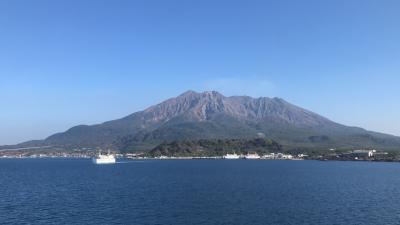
left=148, top=138, right=282, bottom=157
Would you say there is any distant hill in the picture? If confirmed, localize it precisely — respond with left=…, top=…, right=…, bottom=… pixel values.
left=7, top=90, right=400, bottom=152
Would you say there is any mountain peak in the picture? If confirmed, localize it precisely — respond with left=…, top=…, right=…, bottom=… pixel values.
left=37, top=90, right=400, bottom=151
left=202, top=90, right=223, bottom=96
left=178, top=90, right=198, bottom=97
left=178, top=90, right=225, bottom=99
left=140, top=90, right=330, bottom=126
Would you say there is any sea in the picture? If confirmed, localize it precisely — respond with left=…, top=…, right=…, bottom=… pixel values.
left=1, top=159, right=400, bottom=225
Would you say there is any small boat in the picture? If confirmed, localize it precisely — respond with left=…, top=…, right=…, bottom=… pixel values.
left=92, top=151, right=116, bottom=164
left=223, top=153, right=240, bottom=159
left=244, top=153, right=260, bottom=159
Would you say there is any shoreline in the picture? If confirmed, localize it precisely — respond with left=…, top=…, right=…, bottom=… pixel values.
left=2, top=156, right=400, bottom=163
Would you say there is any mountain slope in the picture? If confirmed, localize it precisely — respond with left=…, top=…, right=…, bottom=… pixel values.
left=17, top=91, right=400, bottom=151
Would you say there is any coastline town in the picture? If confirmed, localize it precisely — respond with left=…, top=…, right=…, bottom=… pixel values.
left=0, top=147, right=397, bottom=162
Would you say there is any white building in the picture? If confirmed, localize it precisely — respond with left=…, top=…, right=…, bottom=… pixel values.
left=262, top=153, right=293, bottom=160
left=262, top=153, right=276, bottom=159
left=352, top=150, right=376, bottom=158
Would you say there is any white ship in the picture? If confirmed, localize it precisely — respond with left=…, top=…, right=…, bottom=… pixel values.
left=92, top=151, right=116, bottom=164
left=223, top=153, right=240, bottom=159
left=244, top=153, right=260, bottom=159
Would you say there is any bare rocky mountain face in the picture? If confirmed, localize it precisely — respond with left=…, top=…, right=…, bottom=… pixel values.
left=11, top=90, right=400, bottom=151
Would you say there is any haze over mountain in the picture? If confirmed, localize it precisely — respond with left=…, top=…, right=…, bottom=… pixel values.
left=8, top=91, right=400, bottom=151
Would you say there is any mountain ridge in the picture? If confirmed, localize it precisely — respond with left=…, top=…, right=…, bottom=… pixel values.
left=5, top=90, right=400, bottom=151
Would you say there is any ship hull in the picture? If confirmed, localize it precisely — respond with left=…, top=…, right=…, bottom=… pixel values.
left=92, top=157, right=116, bottom=164
left=223, top=154, right=240, bottom=159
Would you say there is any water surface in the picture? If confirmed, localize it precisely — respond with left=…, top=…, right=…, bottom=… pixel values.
left=1, top=159, right=400, bottom=225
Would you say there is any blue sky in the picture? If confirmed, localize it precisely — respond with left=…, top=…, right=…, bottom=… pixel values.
left=1, top=0, right=400, bottom=145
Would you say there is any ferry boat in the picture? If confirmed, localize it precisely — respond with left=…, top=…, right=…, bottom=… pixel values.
left=244, top=153, right=260, bottom=159
left=223, top=153, right=240, bottom=159
left=92, top=151, right=116, bottom=164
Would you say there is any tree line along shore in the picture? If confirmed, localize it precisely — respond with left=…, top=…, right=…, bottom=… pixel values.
left=1, top=138, right=400, bottom=162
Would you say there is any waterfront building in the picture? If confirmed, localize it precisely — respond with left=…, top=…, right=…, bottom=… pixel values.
left=351, top=150, right=376, bottom=158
